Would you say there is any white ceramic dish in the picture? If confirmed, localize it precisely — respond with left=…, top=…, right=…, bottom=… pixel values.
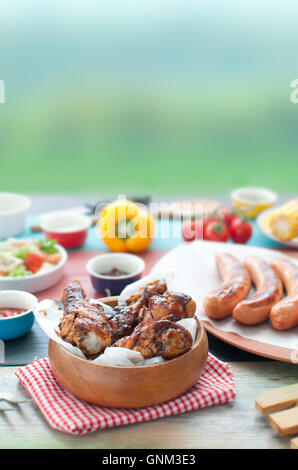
left=0, top=193, right=31, bottom=239
left=257, top=208, right=298, bottom=249
left=0, top=244, right=68, bottom=293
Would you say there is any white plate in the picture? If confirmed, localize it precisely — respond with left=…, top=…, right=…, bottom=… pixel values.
left=0, top=244, right=67, bottom=293
left=257, top=208, right=298, bottom=249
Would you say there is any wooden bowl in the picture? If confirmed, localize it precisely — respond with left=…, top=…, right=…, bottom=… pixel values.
left=48, top=296, right=209, bottom=408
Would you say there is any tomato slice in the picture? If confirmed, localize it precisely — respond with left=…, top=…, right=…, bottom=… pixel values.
left=43, top=253, right=62, bottom=264
left=24, top=253, right=44, bottom=274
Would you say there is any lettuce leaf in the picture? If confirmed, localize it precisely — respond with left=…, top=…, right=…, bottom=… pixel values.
left=39, top=238, right=58, bottom=254
left=12, top=246, right=31, bottom=260
left=8, top=265, right=32, bottom=278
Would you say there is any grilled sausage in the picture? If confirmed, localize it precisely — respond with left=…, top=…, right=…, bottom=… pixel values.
left=270, top=258, right=298, bottom=330
left=203, top=253, right=251, bottom=319
left=233, top=256, right=283, bottom=325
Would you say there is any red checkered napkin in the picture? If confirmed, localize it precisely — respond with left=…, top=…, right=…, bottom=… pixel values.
left=15, top=354, right=235, bottom=436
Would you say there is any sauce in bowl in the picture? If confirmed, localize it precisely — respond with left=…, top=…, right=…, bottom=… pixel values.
left=100, top=267, right=129, bottom=277
left=0, top=307, right=27, bottom=318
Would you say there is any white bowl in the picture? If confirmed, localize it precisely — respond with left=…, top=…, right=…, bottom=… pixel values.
left=0, top=244, right=68, bottom=293
left=0, top=193, right=31, bottom=238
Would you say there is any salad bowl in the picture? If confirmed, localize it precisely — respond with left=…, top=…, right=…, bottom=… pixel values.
left=0, top=239, right=68, bottom=293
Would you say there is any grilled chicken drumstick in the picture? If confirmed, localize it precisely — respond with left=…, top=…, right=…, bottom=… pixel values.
left=114, top=320, right=193, bottom=360
left=146, top=291, right=196, bottom=322
left=105, top=305, right=139, bottom=343
left=59, top=280, right=111, bottom=359
left=106, top=289, right=195, bottom=343
left=126, top=279, right=167, bottom=321
left=126, top=280, right=196, bottom=323
left=59, top=279, right=196, bottom=361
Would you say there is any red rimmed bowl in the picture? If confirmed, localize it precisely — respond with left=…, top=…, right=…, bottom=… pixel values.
left=41, top=213, right=91, bottom=249
left=48, top=296, right=209, bottom=408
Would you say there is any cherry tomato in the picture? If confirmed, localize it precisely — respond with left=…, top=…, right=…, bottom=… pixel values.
left=216, top=207, right=238, bottom=227
left=204, top=220, right=229, bottom=242
left=229, top=217, right=253, bottom=244
left=202, top=216, right=219, bottom=237
left=182, top=220, right=203, bottom=242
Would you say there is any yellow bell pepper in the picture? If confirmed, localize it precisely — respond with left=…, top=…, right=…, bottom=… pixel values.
left=99, top=199, right=155, bottom=252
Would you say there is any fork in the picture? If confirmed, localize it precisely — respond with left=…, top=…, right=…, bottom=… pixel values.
left=0, top=395, right=32, bottom=404
left=0, top=397, right=32, bottom=411
left=0, top=402, right=15, bottom=411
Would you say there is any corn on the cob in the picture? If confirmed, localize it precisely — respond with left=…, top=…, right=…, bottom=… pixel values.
left=269, top=198, right=298, bottom=241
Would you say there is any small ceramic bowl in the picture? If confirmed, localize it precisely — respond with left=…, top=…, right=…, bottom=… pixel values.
left=41, top=213, right=91, bottom=249
left=87, top=253, right=145, bottom=296
left=0, top=244, right=67, bottom=294
left=0, top=193, right=31, bottom=239
left=49, top=296, right=209, bottom=408
left=0, top=290, right=38, bottom=340
left=231, top=187, right=278, bottom=219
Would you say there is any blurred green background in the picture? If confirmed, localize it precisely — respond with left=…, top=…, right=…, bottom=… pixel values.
left=0, top=0, right=297, bottom=196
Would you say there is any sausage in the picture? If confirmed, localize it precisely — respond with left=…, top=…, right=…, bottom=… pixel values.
left=233, top=256, right=283, bottom=325
left=270, top=258, right=298, bottom=330
left=203, top=253, right=251, bottom=319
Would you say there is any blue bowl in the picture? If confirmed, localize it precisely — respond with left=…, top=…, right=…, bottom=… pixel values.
left=0, top=290, right=38, bottom=341
left=87, top=253, right=145, bottom=296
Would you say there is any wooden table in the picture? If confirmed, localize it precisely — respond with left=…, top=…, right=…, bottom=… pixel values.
left=1, top=195, right=298, bottom=449
left=1, top=361, right=297, bottom=449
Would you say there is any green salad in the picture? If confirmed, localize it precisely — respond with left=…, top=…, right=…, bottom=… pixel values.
left=0, top=238, right=63, bottom=278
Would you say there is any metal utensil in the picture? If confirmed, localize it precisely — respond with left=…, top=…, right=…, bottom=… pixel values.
left=0, top=402, right=15, bottom=411
left=0, top=377, right=32, bottom=405
left=0, top=394, right=32, bottom=404
left=0, top=362, right=30, bottom=367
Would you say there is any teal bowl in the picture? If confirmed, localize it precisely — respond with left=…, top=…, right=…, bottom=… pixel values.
left=0, top=290, right=38, bottom=341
